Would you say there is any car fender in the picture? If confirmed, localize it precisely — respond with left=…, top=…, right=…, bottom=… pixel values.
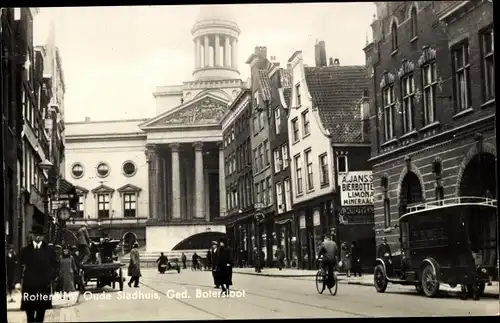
left=375, top=258, right=387, bottom=276
left=420, top=258, right=441, bottom=278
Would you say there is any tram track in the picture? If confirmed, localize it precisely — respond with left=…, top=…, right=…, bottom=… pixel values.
left=140, top=276, right=369, bottom=318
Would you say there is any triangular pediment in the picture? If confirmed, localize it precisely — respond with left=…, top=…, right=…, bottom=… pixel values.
left=75, top=185, right=89, bottom=196
left=91, top=184, right=115, bottom=195
left=117, top=184, right=142, bottom=196
left=139, top=93, right=229, bottom=129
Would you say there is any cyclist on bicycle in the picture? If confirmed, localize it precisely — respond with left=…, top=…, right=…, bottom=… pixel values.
left=317, top=234, right=338, bottom=293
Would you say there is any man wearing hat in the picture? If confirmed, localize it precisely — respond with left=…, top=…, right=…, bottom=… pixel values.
left=215, top=237, right=233, bottom=295
left=210, top=241, right=220, bottom=288
left=127, top=242, right=141, bottom=287
left=20, top=224, right=57, bottom=323
left=76, top=224, right=91, bottom=264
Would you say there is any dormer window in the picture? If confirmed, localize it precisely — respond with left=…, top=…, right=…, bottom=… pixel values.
left=254, top=91, right=260, bottom=109
left=391, top=21, right=398, bottom=52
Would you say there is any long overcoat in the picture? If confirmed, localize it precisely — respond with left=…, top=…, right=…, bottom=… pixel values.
left=128, top=248, right=142, bottom=277
left=20, top=242, right=57, bottom=311
left=341, top=243, right=352, bottom=270
left=59, top=255, right=77, bottom=293
left=211, top=248, right=220, bottom=285
left=216, top=246, right=233, bottom=286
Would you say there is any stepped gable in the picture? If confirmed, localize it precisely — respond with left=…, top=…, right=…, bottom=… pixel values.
left=304, top=65, right=368, bottom=143
left=280, top=69, right=293, bottom=107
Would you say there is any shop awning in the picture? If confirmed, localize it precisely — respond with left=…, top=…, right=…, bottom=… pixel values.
left=57, top=178, right=77, bottom=198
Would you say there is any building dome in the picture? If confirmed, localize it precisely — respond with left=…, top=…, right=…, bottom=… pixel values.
left=195, top=5, right=237, bottom=25
left=191, top=5, right=241, bottom=81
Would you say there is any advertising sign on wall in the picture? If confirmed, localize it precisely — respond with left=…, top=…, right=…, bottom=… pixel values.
left=338, top=171, right=374, bottom=206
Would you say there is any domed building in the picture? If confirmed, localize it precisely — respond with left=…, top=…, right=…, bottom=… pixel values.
left=65, top=6, right=247, bottom=256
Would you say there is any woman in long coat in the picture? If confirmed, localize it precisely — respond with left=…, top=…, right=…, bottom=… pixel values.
left=216, top=238, right=233, bottom=295
left=20, top=225, right=57, bottom=323
left=340, top=242, right=352, bottom=277
left=127, top=242, right=141, bottom=288
left=59, top=248, right=77, bottom=294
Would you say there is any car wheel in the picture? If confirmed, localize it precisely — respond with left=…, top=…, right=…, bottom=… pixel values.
left=421, top=264, right=440, bottom=298
left=374, top=265, right=388, bottom=293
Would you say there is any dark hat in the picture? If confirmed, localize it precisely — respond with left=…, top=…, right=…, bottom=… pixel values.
left=30, top=225, right=45, bottom=235
left=133, top=242, right=139, bottom=247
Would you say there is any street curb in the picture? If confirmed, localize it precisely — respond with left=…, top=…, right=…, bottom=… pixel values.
left=6, top=293, right=81, bottom=312
left=233, top=271, right=348, bottom=278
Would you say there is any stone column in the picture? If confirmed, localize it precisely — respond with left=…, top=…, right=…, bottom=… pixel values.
left=193, top=142, right=204, bottom=219
left=170, top=143, right=181, bottom=219
left=146, top=144, right=159, bottom=220
left=204, top=35, right=210, bottom=67
left=224, top=36, right=231, bottom=67
left=214, top=34, right=220, bottom=66
left=194, top=37, right=200, bottom=69
left=218, top=142, right=227, bottom=217
left=156, top=152, right=163, bottom=220
left=231, top=37, right=238, bottom=69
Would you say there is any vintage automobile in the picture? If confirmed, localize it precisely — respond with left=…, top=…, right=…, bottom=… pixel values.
left=79, top=238, right=125, bottom=291
left=373, top=197, right=497, bottom=299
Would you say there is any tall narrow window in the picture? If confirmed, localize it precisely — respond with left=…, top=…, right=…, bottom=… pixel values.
left=253, top=149, right=258, bottom=172
left=273, top=149, right=281, bottom=173
left=276, top=182, right=284, bottom=213
left=97, top=194, right=110, bottom=218
left=261, top=181, right=266, bottom=205
left=258, top=144, right=264, bottom=170
left=384, top=197, right=391, bottom=228
left=382, top=85, right=395, bottom=140
left=422, top=62, right=437, bottom=124
left=319, top=153, right=329, bottom=186
left=274, top=107, right=281, bottom=134
left=295, top=84, right=301, bottom=106
left=305, top=150, right=314, bottom=191
left=391, top=22, right=398, bottom=51
left=410, top=7, right=417, bottom=39
left=294, top=154, right=303, bottom=195
left=337, top=155, right=348, bottom=173
left=481, top=28, right=495, bottom=101
left=284, top=178, right=292, bottom=211
left=263, top=140, right=270, bottom=165
left=255, top=183, right=261, bottom=204
left=451, top=42, right=471, bottom=112
left=302, top=110, right=310, bottom=136
left=267, top=177, right=273, bottom=205
left=123, top=193, right=137, bottom=217
left=76, top=195, right=84, bottom=218
left=259, top=110, right=265, bottom=129
left=282, top=144, right=289, bottom=168
left=401, top=74, right=415, bottom=133
left=291, top=118, right=299, bottom=142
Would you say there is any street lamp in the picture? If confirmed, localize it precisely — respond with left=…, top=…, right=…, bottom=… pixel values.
left=254, top=202, right=265, bottom=272
left=39, top=159, right=54, bottom=242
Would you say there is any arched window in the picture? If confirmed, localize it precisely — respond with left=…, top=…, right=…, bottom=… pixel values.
left=391, top=22, right=398, bottom=51
left=410, top=7, right=418, bottom=38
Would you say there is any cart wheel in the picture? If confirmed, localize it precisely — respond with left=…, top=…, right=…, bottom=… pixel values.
left=421, top=264, right=440, bottom=298
left=415, top=283, right=424, bottom=294
left=315, top=270, right=325, bottom=294
left=119, top=268, right=124, bottom=291
left=374, top=265, right=388, bottom=293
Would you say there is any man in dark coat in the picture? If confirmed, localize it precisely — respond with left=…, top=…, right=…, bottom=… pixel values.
left=181, top=252, right=187, bottom=269
left=76, top=224, right=91, bottom=264
left=275, top=246, right=285, bottom=270
left=350, top=241, right=362, bottom=277
left=6, top=244, right=19, bottom=302
left=216, top=237, right=233, bottom=295
left=128, top=242, right=141, bottom=287
left=20, top=225, right=57, bottom=323
left=210, top=241, right=220, bottom=288
left=156, top=252, right=168, bottom=273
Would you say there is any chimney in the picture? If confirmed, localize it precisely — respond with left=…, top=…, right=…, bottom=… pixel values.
left=254, top=46, right=267, bottom=60
left=84, top=117, right=91, bottom=122
left=329, top=57, right=334, bottom=66
left=333, top=58, right=340, bottom=66
left=314, top=41, right=327, bottom=67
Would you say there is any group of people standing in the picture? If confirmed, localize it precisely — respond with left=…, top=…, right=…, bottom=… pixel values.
left=340, top=240, right=362, bottom=277
left=208, top=238, right=233, bottom=295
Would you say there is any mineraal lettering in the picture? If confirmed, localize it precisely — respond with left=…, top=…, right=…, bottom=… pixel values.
left=341, top=173, right=374, bottom=205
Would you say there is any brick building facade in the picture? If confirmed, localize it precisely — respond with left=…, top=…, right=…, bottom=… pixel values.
left=365, top=1, right=496, bottom=253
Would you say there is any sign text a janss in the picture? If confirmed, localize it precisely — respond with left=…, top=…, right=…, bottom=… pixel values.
left=338, top=171, right=374, bottom=206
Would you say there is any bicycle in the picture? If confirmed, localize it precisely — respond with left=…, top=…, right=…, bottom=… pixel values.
left=315, top=257, right=338, bottom=295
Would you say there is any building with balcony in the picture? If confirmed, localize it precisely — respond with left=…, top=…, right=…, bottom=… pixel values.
left=287, top=43, right=370, bottom=270
left=221, top=88, right=254, bottom=266
left=365, top=1, right=495, bottom=253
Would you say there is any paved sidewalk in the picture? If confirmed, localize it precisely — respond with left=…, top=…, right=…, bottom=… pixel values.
left=233, top=268, right=499, bottom=297
left=6, top=291, right=80, bottom=312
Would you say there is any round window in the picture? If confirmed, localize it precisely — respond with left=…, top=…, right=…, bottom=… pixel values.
left=71, top=163, right=84, bottom=178
left=122, top=161, right=136, bottom=177
left=96, top=162, right=110, bottom=178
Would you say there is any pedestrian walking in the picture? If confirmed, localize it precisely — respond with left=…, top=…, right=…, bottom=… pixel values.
left=181, top=252, right=187, bottom=269
left=192, top=252, right=200, bottom=271
left=59, top=248, right=77, bottom=296
left=6, top=244, right=19, bottom=303
left=76, top=224, right=91, bottom=264
left=216, top=237, right=233, bottom=295
left=350, top=241, right=362, bottom=277
left=70, top=245, right=83, bottom=292
left=210, top=241, right=220, bottom=288
left=275, top=246, right=285, bottom=270
left=20, top=225, right=58, bottom=323
left=127, top=242, right=141, bottom=287
left=253, top=247, right=261, bottom=273
left=340, top=241, right=351, bottom=276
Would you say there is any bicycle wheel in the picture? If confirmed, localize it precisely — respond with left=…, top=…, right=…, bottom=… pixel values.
left=329, top=272, right=338, bottom=296
left=315, top=270, right=325, bottom=294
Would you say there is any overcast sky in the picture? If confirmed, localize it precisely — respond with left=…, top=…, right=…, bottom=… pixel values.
left=33, top=4, right=376, bottom=122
